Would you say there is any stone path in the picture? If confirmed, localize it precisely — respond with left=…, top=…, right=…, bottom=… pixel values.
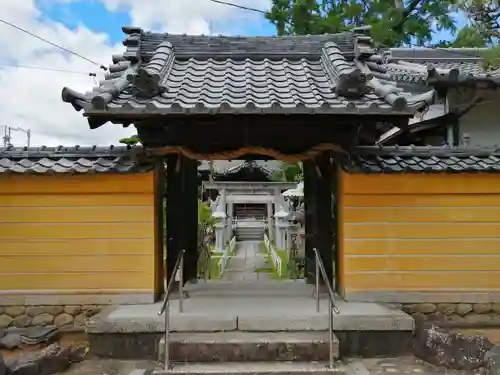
left=221, top=241, right=271, bottom=281
left=61, top=357, right=486, bottom=375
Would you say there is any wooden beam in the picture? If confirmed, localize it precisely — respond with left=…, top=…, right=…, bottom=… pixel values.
left=136, top=115, right=403, bottom=152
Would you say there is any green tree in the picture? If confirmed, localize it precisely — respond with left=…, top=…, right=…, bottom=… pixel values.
left=455, top=0, right=500, bottom=68
left=119, top=134, right=141, bottom=146
left=266, top=0, right=461, bottom=47
left=271, top=162, right=303, bottom=182
left=266, top=0, right=500, bottom=68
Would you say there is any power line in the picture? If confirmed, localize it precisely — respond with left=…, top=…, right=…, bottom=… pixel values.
left=209, top=0, right=266, bottom=14
left=0, top=63, right=97, bottom=76
left=210, top=0, right=494, bottom=59
left=0, top=18, right=107, bottom=70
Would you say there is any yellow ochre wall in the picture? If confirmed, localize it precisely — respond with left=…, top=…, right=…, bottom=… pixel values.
left=338, top=171, right=500, bottom=303
left=0, top=172, right=161, bottom=304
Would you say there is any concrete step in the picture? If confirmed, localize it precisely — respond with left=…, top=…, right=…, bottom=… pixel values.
left=235, top=231, right=265, bottom=241
left=235, top=227, right=265, bottom=233
left=158, top=331, right=340, bottom=363
left=182, top=280, right=328, bottom=297
left=154, top=362, right=346, bottom=375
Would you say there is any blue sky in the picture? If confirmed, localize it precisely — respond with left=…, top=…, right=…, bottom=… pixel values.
left=38, top=1, right=131, bottom=44
left=37, top=0, right=276, bottom=44
left=36, top=0, right=462, bottom=43
left=0, top=0, right=468, bottom=147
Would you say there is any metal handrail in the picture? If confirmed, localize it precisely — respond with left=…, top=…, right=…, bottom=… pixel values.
left=313, top=248, right=340, bottom=369
left=157, top=249, right=185, bottom=370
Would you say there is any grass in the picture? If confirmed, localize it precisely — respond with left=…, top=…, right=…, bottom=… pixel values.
left=254, top=266, right=273, bottom=273
left=260, top=240, right=290, bottom=279
left=259, top=242, right=268, bottom=254
left=208, top=238, right=236, bottom=279
left=209, top=256, right=221, bottom=279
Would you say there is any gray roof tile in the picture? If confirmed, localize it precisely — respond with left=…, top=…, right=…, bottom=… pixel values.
left=342, top=146, right=500, bottom=173
left=108, top=57, right=410, bottom=115
left=62, top=27, right=433, bottom=125
left=0, top=145, right=153, bottom=174
left=198, top=160, right=282, bottom=175
left=367, top=48, right=500, bottom=86
left=213, top=160, right=282, bottom=176
left=62, top=27, right=499, bottom=128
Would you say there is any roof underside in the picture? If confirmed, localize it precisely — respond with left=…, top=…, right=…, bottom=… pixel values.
left=342, top=146, right=500, bottom=173
left=0, top=146, right=153, bottom=174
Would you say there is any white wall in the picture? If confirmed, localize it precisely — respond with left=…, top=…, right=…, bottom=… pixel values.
left=458, top=92, right=500, bottom=148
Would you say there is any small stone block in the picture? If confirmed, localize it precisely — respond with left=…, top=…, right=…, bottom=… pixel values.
left=485, top=346, right=500, bottom=375
left=414, top=323, right=494, bottom=370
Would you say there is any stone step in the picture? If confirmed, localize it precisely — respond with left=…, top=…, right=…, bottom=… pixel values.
left=154, top=362, right=346, bottom=375
left=235, top=227, right=265, bottom=241
left=158, top=331, right=340, bottom=363
left=182, top=280, right=328, bottom=297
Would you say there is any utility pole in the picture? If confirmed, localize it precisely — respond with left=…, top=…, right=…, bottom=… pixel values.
left=2, top=125, right=31, bottom=147
left=3, top=126, right=12, bottom=147
left=11, top=126, right=31, bottom=147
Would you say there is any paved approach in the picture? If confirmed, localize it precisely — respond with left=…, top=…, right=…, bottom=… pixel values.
left=221, top=241, right=271, bottom=281
left=63, top=357, right=481, bottom=375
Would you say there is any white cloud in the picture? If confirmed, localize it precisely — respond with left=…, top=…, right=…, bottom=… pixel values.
left=101, top=0, right=271, bottom=34
left=0, top=0, right=272, bottom=147
left=0, top=0, right=132, bottom=147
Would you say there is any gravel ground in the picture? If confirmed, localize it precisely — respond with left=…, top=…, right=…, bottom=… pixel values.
left=62, top=359, right=153, bottom=375
left=359, top=356, right=484, bottom=375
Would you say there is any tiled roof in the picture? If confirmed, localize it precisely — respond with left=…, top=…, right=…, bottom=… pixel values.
left=62, top=26, right=435, bottom=127
left=0, top=145, right=153, bottom=174
left=213, top=160, right=282, bottom=176
left=341, top=146, right=500, bottom=173
left=367, top=48, right=500, bottom=87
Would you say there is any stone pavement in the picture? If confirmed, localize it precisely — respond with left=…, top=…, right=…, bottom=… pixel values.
left=62, top=357, right=486, bottom=375
left=221, top=241, right=270, bottom=282
left=88, top=286, right=413, bottom=332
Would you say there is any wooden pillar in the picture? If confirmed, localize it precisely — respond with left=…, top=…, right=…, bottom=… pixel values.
left=154, top=159, right=166, bottom=300
left=303, top=159, right=316, bottom=284
left=303, top=153, right=334, bottom=284
left=180, top=156, right=199, bottom=282
left=315, top=153, right=334, bottom=284
left=165, top=154, right=181, bottom=282
left=165, top=154, right=199, bottom=283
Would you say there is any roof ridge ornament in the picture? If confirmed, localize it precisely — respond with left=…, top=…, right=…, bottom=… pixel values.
left=367, top=78, right=408, bottom=111
left=129, top=40, right=175, bottom=98
left=121, top=26, right=143, bottom=63
left=322, top=41, right=371, bottom=98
